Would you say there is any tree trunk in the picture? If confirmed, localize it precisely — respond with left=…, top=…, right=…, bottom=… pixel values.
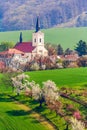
left=39, top=100, right=42, bottom=107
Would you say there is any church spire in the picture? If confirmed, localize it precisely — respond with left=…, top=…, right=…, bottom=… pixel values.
left=35, top=16, right=40, bottom=33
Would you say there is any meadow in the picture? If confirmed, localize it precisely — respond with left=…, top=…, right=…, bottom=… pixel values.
left=0, top=27, right=87, bottom=49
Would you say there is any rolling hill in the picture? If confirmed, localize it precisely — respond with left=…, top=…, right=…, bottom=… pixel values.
left=0, top=27, right=87, bottom=50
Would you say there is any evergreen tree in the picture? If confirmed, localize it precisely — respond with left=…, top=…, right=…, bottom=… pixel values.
left=57, top=44, right=64, bottom=55
left=65, top=48, right=73, bottom=55
left=20, top=32, right=23, bottom=43
left=75, top=40, right=87, bottom=56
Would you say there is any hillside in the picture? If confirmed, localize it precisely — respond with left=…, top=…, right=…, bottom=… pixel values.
left=0, top=0, right=87, bottom=31
left=1, top=27, right=87, bottom=50
left=57, top=12, right=87, bottom=28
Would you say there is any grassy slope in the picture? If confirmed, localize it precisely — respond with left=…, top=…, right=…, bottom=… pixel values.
left=26, top=67, right=87, bottom=88
left=44, top=27, right=87, bottom=49
left=0, top=67, right=87, bottom=91
left=0, top=95, right=48, bottom=130
left=0, top=27, right=87, bottom=49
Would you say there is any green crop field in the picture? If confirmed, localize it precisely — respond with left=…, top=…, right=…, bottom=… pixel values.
left=26, top=67, right=87, bottom=88
left=0, top=94, right=48, bottom=130
left=0, top=27, right=87, bottom=49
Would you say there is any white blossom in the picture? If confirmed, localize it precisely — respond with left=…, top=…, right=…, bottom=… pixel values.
left=17, top=73, right=29, bottom=81
left=31, top=82, right=42, bottom=100
left=29, top=81, right=36, bottom=88
left=42, top=80, right=59, bottom=102
left=70, top=117, right=85, bottom=130
left=11, top=73, right=30, bottom=95
left=30, top=63, right=40, bottom=71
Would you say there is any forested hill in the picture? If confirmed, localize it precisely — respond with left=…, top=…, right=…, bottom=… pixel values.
left=0, top=0, right=87, bottom=31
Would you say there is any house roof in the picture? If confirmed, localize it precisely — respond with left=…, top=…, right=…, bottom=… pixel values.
left=59, top=54, right=79, bottom=62
left=0, top=48, right=24, bottom=55
left=63, top=54, right=79, bottom=61
left=14, top=42, right=35, bottom=53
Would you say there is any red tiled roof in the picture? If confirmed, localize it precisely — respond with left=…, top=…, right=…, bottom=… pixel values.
left=64, top=55, right=79, bottom=61
left=14, top=42, right=35, bottom=53
left=0, top=48, right=24, bottom=55
left=59, top=54, right=79, bottom=61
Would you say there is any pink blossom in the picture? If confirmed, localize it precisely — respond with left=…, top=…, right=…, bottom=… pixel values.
left=73, top=111, right=81, bottom=120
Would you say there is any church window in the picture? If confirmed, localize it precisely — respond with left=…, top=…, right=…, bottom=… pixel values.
left=34, top=39, right=36, bottom=42
left=39, top=50, right=42, bottom=53
left=40, top=38, right=41, bottom=43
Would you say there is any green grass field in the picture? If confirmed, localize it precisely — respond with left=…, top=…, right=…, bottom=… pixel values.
left=26, top=67, right=87, bottom=88
left=1, top=27, right=87, bottom=49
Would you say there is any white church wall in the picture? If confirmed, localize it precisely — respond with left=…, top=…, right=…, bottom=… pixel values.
left=32, top=31, right=44, bottom=47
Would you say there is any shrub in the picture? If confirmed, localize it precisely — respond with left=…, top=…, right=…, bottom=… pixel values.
left=30, top=62, right=40, bottom=71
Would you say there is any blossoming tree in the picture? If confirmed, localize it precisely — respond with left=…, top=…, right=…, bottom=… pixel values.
left=11, top=73, right=29, bottom=96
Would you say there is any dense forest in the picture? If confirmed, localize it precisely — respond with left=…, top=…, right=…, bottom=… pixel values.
left=0, top=0, right=87, bottom=31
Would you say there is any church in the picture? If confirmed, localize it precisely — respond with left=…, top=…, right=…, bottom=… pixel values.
left=14, top=17, right=48, bottom=58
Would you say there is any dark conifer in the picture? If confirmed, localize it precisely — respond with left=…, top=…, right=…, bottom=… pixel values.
left=20, top=32, right=23, bottom=43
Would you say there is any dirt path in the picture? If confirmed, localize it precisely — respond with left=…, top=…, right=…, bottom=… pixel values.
left=15, top=101, right=56, bottom=130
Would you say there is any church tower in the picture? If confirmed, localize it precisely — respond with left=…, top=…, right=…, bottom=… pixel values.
left=32, top=17, right=44, bottom=47
left=32, top=17, right=48, bottom=56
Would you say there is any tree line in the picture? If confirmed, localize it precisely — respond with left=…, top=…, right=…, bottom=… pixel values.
left=46, top=40, right=87, bottom=56
left=0, top=40, right=87, bottom=57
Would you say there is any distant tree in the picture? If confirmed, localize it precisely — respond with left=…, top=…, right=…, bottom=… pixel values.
left=45, top=43, right=57, bottom=56
left=77, top=56, right=87, bottom=67
left=19, top=32, right=23, bottom=43
left=57, top=44, right=64, bottom=55
left=0, top=41, right=14, bottom=52
left=64, top=48, right=73, bottom=55
left=75, top=40, right=87, bottom=56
